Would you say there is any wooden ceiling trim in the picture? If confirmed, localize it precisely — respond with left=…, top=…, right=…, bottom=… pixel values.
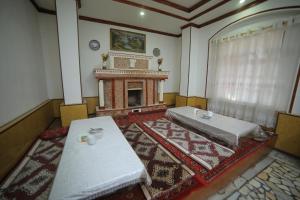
left=189, top=0, right=230, bottom=21
left=30, top=0, right=56, bottom=15
left=30, top=0, right=40, bottom=11
left=79, top=16, right=181, bottom=37
left=181, top=0, right=267, bottom=29
left=112, top=0, right=189, bottom=21
left=114, top=0, right=231, bottom=22
left=153, top=0, right=210, bottom=13
left=189, top=0, right=211, bottom=12
left=30, top=0, right=181, bottom=38
left=76, top=0, right=82, bottom=9
left=208, top=5, right=300, bottom=40
left=181, top=23, right=198, bottom=30
left=152, top=0, right=190, bottom=12
left=196, top=0, right=267, bottom=28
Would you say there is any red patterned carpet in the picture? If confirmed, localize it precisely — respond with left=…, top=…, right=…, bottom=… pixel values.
left=0, top=118, right=199, bottom=200
left=117, top=123, right=199, bottom=200
left=0, top=110, right=272, bottom=199
left=0, top=137, right=65, bottom=200
left=144, top=118, right=234, bottom=170
left=125, top=110, right=271, bottom=184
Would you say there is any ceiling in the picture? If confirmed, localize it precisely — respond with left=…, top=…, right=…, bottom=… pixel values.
left=164, top=0, right=202, bottom=8
left=34, top=0, right=297, bottom=35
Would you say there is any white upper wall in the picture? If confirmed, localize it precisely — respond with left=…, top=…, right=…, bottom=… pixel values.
left=39, top=14, right=181, bottom=99
left=0, top=0, right=47, bottom=126
left=39, top=14, right=63, bottom=99
left=79, top=20, right=181, bottom=96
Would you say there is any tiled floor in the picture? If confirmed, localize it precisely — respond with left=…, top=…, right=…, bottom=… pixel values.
left=208, top=150, right=300, bottom=200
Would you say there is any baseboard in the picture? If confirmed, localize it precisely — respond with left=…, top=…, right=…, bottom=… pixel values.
left=176, top=95, right=208, bottom=110
left=51, top=93, right=178, bottom=117
left=163, top=92, right=178, bottom=106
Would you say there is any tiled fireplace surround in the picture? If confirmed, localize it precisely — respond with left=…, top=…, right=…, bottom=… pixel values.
left=94, top=52, right=169, bottom=116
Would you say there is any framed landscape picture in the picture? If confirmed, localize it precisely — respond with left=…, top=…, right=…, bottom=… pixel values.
left=110, top=29, right=146, bottom=53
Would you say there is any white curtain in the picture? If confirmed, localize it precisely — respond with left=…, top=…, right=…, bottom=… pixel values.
left=207, top=24, right=300, bottom=128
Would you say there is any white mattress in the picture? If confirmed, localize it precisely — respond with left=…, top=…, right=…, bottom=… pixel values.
left=49, top=116, right=151, bottom=200
left=166, top=106, right=262, bottom=146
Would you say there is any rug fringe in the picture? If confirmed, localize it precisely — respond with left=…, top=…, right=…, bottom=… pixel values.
left=140, top=184, right=151, bottom=200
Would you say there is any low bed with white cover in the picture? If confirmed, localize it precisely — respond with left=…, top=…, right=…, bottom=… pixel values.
left=166, top=106, right=263, bottom=146
left=49, top=116, right=151, bottom=200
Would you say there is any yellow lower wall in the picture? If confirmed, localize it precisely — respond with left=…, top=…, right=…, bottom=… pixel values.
left=176, top=95, right=187, bottom=107
left=164, top=92, right=178, bottom=106
left=52, top=99, right=64, bottom=118
left=52, top=97, right=98, bottom=117
left=275, top=112, right=300, bottom=157
left=0, top=100, right=54, bottom=181
left=85, top=97, right=99, bottom=114
left=187, top=96, right=207, bottom=110
left=60, top=103, right=88, bottom=127
left=52, top=93, right=177, bottom=117
left=176, top=95, right=207, bottom=110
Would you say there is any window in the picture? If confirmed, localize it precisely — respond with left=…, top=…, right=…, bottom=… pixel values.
left=207, top=24, right=300, bottom=127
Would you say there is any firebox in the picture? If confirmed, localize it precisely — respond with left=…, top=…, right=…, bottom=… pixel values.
left=128, top=89, right=142, bottom=107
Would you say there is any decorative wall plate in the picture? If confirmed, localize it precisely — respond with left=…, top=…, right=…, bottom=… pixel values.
left=153, top=48, right=160, bottom=57
left=89, top=40, right=100, bottom=51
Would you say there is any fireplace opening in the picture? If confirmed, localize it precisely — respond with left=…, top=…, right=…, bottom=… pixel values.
left=128, top=89, right=142, bottom=107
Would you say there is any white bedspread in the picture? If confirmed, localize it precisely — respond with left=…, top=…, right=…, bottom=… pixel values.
left=49, top=116, right=151, bottom=200
left=166, top=106, right=262, bottom=146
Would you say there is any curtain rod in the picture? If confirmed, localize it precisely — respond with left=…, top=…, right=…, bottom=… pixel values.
left=212, top=18, right=295, bottom=43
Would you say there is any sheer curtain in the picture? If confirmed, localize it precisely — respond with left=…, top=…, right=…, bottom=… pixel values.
left=207, top=24, right=300, bottom=128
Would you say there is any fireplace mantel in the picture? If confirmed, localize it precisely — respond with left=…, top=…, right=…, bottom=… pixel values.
left=94, top=52, right=169, bottom=116
left=94, top=68, right=169, bottom=80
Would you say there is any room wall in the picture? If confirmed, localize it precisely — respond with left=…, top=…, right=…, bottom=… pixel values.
left=181, top=0, right=300, bottom=114
left=0, top=0, right=48, bottom=127
left=182, top=0, right=300, bottom=98
left=39, top=14, right=63, bottom=99
left=79, top=20, right=181, bottom=96
left=39, top=13, right=181, bottom=99
left=0, top=0, right=54, bottom=181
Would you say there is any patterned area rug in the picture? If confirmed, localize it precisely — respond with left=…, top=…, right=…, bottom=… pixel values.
left=0, top=122, right=199, bottom=200
left=127, top=110, right=271, bottom=184
left=119, top=123, right=199, bottom=200
left=0, top=137, right=65, bottom=200
left=144, top=118, right=234, bottom=170
left=227, top=160, right=300, bottom=200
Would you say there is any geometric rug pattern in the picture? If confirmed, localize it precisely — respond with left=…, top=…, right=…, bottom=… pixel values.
left=228, top=160, right=300, bottom=200
left=144, top=118, right=234, bottom=170
left=122, top=123, right=199, bottom=200
left=0, top=137, right=65, bottom=200
left=127, top=110, right=271, bottom=184
left=0, top=122, right=199, bottom=200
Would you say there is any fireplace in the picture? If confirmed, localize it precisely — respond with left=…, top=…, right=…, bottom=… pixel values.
left=128, top=89, right=142, bottom=107
left=94, top=52, right=168, bottom=116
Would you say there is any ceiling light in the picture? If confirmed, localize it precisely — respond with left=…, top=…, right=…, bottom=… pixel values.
left=239, top=0, right=246, bottom=3
left=140, top=11, right=145, bottom=16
